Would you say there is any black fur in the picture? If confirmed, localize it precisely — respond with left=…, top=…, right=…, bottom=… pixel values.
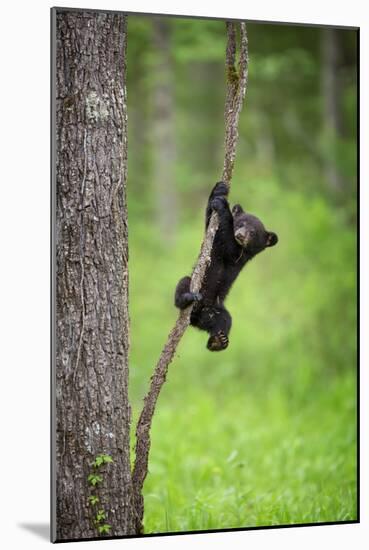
left=175, top=181, right=278, bottom=351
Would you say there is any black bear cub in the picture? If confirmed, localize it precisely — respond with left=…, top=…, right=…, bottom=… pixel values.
left=175, top=181, right=278, bottom=351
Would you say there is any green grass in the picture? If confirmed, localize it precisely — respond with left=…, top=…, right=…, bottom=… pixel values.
left=128, top=178, right=357, bottom=534
left=133, top=374, right=356, bottom=533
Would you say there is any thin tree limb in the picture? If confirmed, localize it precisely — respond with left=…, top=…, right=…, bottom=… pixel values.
left=131, top=21, right=249, bottom=532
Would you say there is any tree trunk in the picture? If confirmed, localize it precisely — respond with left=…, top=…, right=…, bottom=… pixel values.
left=52, top=9, right=137, bottom=541
left=151, top=19, right=177, bottom=242
left=321, top=27, right=345, bottom=191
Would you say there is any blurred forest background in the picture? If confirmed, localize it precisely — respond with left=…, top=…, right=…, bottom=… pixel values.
left=126, top=15, right=357, bottom=533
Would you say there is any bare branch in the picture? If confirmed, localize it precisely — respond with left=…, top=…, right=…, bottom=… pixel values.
left=223, top=21, right=249, bottom=184
left=131, top=21, right=249, bottom=533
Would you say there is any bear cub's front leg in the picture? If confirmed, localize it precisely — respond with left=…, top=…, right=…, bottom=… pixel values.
left=206, top=181, right=229, bottom=227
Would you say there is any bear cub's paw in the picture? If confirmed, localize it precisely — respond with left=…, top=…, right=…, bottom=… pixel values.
left=207, top=331, right=229, bottom=352
left=212, top=181, right=228, bottom=197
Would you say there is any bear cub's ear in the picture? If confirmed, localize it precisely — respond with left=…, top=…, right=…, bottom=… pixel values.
left=232, top=204, right=244, bottom=216
left=265, top=231, right=278, bottom=247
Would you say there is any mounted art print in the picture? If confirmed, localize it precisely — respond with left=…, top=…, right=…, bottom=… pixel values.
left=51, top=6, right=358, bottom=543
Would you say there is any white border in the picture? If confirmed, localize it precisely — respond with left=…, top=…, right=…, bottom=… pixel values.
left=0, top=1, right=366, bottom=548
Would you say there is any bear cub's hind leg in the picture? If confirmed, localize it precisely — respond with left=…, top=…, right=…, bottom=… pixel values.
left=191, top=305, right=232, bottom=352
left=175, top=276, right=202, bottom=309
left=206, top=306, right=232, bottom=352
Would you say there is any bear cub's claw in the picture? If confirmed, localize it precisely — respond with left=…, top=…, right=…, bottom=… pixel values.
left=207, top=331, right=229, bottom=352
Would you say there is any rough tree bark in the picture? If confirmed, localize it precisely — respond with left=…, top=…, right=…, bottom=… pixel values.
left=53, top=9, right=136, bottom=541
left=132, top=21, right=249, bottom=534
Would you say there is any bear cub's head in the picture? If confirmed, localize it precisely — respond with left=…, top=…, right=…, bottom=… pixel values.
left=231, top=204, right=278, bottom=253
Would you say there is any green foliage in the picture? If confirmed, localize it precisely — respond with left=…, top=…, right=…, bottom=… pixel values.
left=95, top=510, right=106, bottom=522
left=93, top=454, right=114, bottom=468
left=250, top=49, right=317, bottom=82
left=126, top=14, right=357, bottom=535
left=172, top=18, right=225, bottom=63
left=127, top=16, right=357, bottom=207
left=98, top=524, right=112, bottom=535
left=88, top=474, right=103, bottom=487
left=87, top=454, right=114, bottom=535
